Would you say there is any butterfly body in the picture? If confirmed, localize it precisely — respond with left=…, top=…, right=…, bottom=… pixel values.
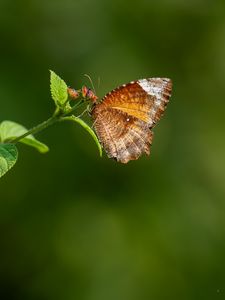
left=91, top=78, right=172, bottom=163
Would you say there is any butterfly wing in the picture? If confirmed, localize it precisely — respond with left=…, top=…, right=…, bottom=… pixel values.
left=91, top=78, right=172, bottom=163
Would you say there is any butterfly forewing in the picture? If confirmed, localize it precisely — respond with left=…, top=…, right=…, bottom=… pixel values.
left=91, top=78, right=172, bottom=163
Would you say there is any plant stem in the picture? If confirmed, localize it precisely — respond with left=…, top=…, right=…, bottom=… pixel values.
left=8, top=99, right=87, bottom=144
left=63, top=99, right=84, bottom=116
left=9, top=115, right=60, bottom=144
left=61, top=116, right=102, bottom=157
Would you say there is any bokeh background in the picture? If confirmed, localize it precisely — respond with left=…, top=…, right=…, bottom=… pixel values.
left=1, top=0, right=225, bottom=299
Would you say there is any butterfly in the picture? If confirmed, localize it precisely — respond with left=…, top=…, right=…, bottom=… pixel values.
left=90, top=78, right=172, bottom=163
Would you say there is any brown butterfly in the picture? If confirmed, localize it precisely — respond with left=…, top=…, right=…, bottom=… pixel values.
left=90, top=78, right=172, bottom=163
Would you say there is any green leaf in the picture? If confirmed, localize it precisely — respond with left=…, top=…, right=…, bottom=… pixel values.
left=62, top=116, right=102, bottom=157
left=0, top=144, right=18, bottom=178
left=0, top=121, right=49, bottom=153
left=50, top=70, right=68, bottom=108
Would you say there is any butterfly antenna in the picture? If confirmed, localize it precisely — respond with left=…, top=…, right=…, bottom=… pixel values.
left=84, top=74, right=96, bottom=94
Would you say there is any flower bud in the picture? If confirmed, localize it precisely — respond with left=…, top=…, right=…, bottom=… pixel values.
left=67, top=87, right=79, bottom=100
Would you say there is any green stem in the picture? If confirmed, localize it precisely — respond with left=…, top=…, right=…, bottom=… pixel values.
left=9, top=115, right=60, bottom=144
left=8, top=99, right=89, bottom=145
left=61, top=115, right=102, bottom=157
left=63, top=99, right=84, bottom=116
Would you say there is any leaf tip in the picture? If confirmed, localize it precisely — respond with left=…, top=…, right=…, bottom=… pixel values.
left=39, top=145, right=49, bottom=154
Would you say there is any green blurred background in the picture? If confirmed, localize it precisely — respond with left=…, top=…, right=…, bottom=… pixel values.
left=1, top=0, right=225, bottom=299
